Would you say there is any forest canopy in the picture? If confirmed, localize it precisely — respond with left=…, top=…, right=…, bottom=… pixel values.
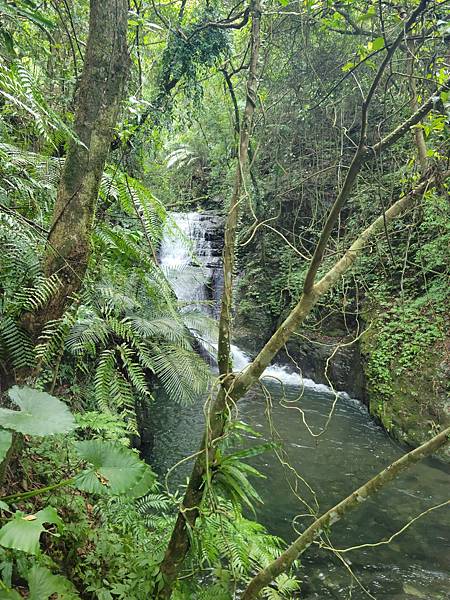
left=0, top=0, right=449, bottom=599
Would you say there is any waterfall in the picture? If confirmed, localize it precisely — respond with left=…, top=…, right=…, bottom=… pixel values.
left=160, top=212, right=334, bottom=392
left=159, top=212, right=223, bottom=318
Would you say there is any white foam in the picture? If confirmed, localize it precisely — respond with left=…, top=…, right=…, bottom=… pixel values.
left=230, top=344, right=339, bottom=394
left=161, top=213, right=349, bottom=398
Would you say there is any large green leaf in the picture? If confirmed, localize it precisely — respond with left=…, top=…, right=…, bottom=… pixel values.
left=0, top=387, right=76, bottom=436
left=0, top=588, right=21, bottom=600
left=75, top=440, right=156, bottom=498
left=28, top=566, right=80, bottom=600
left=0, top=507, right=63, bottom=555
left=0, top=430, right=12, bottom=462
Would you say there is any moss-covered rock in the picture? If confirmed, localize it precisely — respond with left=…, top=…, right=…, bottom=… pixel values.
left=361, top=297, right=450, bottom=458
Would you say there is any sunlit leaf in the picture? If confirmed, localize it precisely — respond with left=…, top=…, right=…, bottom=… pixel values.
left=372, top=36, right=385, bottom=51
left=0, top=387, right=76, bottom=436
left=74, top=440, right=156, bottom=498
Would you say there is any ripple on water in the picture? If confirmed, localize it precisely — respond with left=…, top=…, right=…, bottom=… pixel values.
left=147, top=376, right=450, bottom=600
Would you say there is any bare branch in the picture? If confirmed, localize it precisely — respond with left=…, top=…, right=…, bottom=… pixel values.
left=241, top=425, right=450, bottom=600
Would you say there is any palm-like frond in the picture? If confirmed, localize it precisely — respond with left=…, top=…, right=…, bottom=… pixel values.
left=145, top=343, right=211, bottom=406
left=0, top=63, right=76, bottom=146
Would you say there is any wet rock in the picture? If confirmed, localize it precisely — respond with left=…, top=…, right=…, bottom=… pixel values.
left=234, top=325, right=366, bottom=400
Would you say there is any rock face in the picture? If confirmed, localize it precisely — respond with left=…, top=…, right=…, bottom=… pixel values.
left=192, top=213, right=367, bottom=399
left=233, top=326, right=366, bottom=400
left=361, top=322, right=450, bottom=457
left=197, top=212, right=225, bottom=318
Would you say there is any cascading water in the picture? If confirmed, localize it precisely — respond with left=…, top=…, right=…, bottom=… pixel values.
left=159, top=212, right=223, bottom=315
left=160, top=211, right=332, bottom=391
left=151, top=212, right=450, bottom=600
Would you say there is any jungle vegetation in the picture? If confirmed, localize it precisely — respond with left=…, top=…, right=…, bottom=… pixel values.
left=0, top=0, right=448, bottom=598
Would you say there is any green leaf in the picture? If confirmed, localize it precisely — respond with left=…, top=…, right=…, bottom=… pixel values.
left=0, top=507, right=63, bottom=555
left=0, top=1, right=54, bottom=28
left=223, top=442, right=278, bottom=461
left=342, top=61, right=355, bottom=72
left=0, top=588, right=21, bottom=600
left=74, top=440, right=156, bottom=498
left=372, top=36, right=385, bottom=51
left=0, top=387, right=76, bottom=436
left=0, top=430, right=12, bottom=462
left=28, top=565, right=80, bottom=599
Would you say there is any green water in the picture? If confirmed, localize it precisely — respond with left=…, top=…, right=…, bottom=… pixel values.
left=148, top=381, right=450, bottom=599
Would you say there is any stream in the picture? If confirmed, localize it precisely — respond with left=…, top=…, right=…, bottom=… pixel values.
left=149, top=212, right=450, bottom=599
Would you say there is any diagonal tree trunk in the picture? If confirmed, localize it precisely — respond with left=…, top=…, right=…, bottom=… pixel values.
left=156, top=3, right=262, bottom=597
left=241, top=424, right=450, bottom=599
left=22, top=0, right=129, bottom=340
left=156, top=2, right=447, bottom=596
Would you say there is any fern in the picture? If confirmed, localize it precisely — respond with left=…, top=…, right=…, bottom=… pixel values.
left=145, top=343, right=211, bottom=405
left=0, top=62, right=76, bottom=146
left=194, top=500, right=300, bottom=598
left=93, top=349, right=137, bottom=431
left=0, top=315, right=34, bottom=370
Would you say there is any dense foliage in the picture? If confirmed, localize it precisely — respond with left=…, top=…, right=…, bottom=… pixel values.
left=0, top=0, right=448, bottom=598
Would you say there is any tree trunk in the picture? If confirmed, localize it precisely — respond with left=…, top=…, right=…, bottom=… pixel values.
left=407, top=38, right=428, bottom=174
left=155, top=1, right=449, bottom=591
left=156, top=2, right=262, bottom=597
left=22, top=0, right=129, bottom=339
left=241, top=425, right=450, bottom=600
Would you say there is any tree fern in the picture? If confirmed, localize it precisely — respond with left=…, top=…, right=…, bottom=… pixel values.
left=144, top=343, right=211, bottom=405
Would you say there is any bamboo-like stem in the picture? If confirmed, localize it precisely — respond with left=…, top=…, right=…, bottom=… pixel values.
left=241, top=426, right=450, bottom=600
left=1, top=477, right=75, bottom=504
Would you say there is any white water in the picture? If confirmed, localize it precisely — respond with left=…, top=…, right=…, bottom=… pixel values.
left=159, top=212, right=212, bottom=309
left=160, top=212, right=341, bottom=393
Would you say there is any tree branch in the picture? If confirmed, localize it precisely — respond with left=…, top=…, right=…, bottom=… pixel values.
left=370, top=77, right=449, bottom=156
left=156, top=2, right=262, bottom=597
left=302, top=0, right=429, bottom=294
left=217, top=0, right=261, bottom=377
left=241, top=425, right=450, bottom=599
left=233, top=171, right=446, bottom=397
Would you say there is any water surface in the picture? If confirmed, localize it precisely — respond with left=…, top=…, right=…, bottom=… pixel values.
left=149, top=380, right=450, bottom=599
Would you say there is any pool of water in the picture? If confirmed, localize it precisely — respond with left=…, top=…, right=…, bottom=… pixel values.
left=147, top=380, right=450, bottom=599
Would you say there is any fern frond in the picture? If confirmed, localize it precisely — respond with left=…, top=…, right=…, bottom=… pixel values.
left=94, top=349, right=137, bottom=431
left=117, top=344, right=151, bottom=399
left=15, top=273, right=60, bottom=312
left=35, top=308, right=78, bottom=367
left=0, top=63, right=77, bottom=146
left=146, top=343, right=211, bottom=405
left=0, top=315, right=34, bottom=369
